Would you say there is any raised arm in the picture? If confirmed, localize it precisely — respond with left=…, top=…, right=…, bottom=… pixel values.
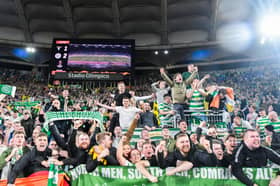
left=68, top=120, right=83, bottom=156
left=125, top=114, right=140, bottom=143
left=155, top=141, right=168, bottom=168
left=151, top=82, right=160, bottom=92
left=49, top=123, right=67, bottom=150
left=63, top=97, right=68, bottom=111
left=160, top=68, right=173, bottom=86
left=96, top=101, right=116, bottom=111
left=117, top=136, right=128, bottom=166
left=185, top=70, right=198, bottom=85
left=196, top=88, right=208, bottom=97
left=197, top=74, right=210, bottom=89
left=186, top=80, right=197, bottom=99
left=134, top=95, right=153, bottom=102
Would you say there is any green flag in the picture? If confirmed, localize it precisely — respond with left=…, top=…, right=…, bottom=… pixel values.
left=48, top=163, right=59, bottom=186
left=0, top=84, right=16, bottom=97
left=68, top=165, right=279, bottom=186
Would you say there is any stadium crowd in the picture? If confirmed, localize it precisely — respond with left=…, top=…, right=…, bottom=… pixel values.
left=0, top=64, right=280, bottom=186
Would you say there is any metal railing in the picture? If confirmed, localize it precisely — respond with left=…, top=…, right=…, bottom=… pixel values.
left=172, top=110, right=225, bottom=129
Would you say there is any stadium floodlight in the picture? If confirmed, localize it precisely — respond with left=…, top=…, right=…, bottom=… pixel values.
left=26, top=47, right=36, bottom=53
left=154, top=51, right=159, bottom=55
left=260, top=37, right=266, bottom=45
left=259, top=13, right=280, bottom=39
left=164, top=50, right=169, bottom=55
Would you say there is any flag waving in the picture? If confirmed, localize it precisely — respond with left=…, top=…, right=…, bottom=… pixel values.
left=0, top=84, right=16, bottom=97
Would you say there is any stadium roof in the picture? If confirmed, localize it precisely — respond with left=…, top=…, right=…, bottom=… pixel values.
left=0, top=0, right=278, bottom=69
left=0, top=0, right=252, bottom=46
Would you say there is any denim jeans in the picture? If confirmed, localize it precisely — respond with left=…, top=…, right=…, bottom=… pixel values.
left=173, top=103, right=187, bottom=121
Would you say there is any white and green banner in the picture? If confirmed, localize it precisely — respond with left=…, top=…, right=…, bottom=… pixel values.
left=68, top=165, right=279, bottom=186
left=43, top=111, right=103, bottom=135
left=45, top=111, right=103, bottom=123
left=12, top=101, right=41, bottom=107
left=0, top=84, right=16, bottom=97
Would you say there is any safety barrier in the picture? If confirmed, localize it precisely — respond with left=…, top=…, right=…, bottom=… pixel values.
left=122, top=125, right=229, bottom=146
left=122, top=128, right=180, bottom=146
left=173, top=110, right=225, bottom=128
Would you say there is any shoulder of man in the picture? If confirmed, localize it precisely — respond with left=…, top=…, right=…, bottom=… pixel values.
left=232, top=142, right=247, bottom=162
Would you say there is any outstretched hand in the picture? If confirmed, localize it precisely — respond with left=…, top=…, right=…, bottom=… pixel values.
left=204, top=74, right=210, bottom=79
left=135, top=113, right=140, bottom=120
left=98, top=149, right=110, bottom=159
left=41, top=160, right=49, bottom=168
left=73, top=120, right=83, bottom=129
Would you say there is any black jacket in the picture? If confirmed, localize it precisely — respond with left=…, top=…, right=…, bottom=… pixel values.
left=86, top=147, right=118, bottom=172
left=8, top=147, right=52, bottom=184
left=49, top=125, right=89, bottom=166
left=141, top=155, right=158, bottom=167
left=196, top=127, right=223, bottom=144
left=271, top=132, right=280, bottom=153
left=223, top=151, right=234, bottom=165
left=109, top=112, right=120, bottom=133
left=158, top=149, right=195, bottom=169
left=114, top=91, right=131, bottom=106
left=196, top=127, right=224, bottom=149
left=231, top=142, right=280, bottom=186
left=138, top=111, right=158, bottom=128
left=21, top=117, right=34, bottom=138
left=193, top=149, right=228, bottom=167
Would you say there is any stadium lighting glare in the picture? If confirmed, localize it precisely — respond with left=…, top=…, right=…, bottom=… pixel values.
left=154, top=51, right=159, bottom=55
left=260, top=37, right=266, bottom=45
left=259, top=13, right=280, bottom=38
left=26, top=47, right=36, bottom=53
left=164, top=50, right=169, bottom=55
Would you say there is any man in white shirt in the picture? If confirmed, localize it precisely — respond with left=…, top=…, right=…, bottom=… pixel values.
left=96, top=97, right=142, bottom=129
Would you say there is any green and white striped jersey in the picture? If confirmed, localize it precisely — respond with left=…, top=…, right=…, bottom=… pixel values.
left=269, top=121, right=280, bottom=133
left=256, top=116, right=270, bottom=138
left=188, top=89, right=204, bottom=114
left=158, top=102, right=174, bottom=127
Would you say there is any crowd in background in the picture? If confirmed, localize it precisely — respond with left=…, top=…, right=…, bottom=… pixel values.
left=0, top=64, right=280, bottom=185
